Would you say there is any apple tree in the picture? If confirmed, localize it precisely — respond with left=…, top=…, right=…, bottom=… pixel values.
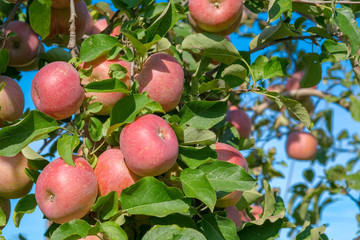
left=0, top=0, right=360, bottom=239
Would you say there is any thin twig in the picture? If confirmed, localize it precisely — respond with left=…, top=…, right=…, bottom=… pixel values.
left=67, top=0, right=78, bottom=58
left=105, top=10, right=120, bottom=35
left=0, top=0, right=24, bottom=47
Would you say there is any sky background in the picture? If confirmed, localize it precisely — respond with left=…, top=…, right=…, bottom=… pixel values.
left=2, top=0, right=359, bottom=239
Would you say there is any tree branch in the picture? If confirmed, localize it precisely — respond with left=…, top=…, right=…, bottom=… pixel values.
left=0, top=0, right=24, bottom=47
left=67, top=0, right=78, bottom=58
left=105, top=10, right=120, bottom=35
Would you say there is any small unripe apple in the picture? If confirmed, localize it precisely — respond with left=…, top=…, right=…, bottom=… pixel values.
left=120, top=114, right=179, bottom=177
left=227, top=106, right=252, bottom=139
left=286, top=131, right=318, bottom=160
left=0, top=152, right=33, bottom=199
left=215, top=142, right=248, bottom=207
left=0, top=76, right=25, bottom=126
left=91, top=18, right=121, bottom=37
left=31, top=61, right=84, bottom=120
left=0, top=197, right=10, bottom=229
left=189, top=0, right=243, bottom=33
left=35, top=156, right=98, bottom=224
left=80, top=56, right=131, bottom=115
left=225, top=205, right=242, bottom=227
left=136, top=53, right=184, bottom=112
left=95, top=148, right=142, bottom=197
left=4, top=21, right=42, bottom=69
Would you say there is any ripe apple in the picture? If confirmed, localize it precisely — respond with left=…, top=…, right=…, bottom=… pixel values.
left=94, top=148, right=142, bottom=197
left=135, top=53, right=184, bottom=112
left=215, top=142, right=248, bottom=207
left=188, top=0, right=243, bottom=33
left=0, top=76, right=24, bottom=126
left=120, top=114, right=179, bottom=177
left=46, top=1, right=89, bottom=44
left=0, top=152, right=33, bottom=199
left=225, top=205, right=242, bottom=227
left=80, top=55, right=131, bottom=115
left=286, top=131, right=318, bottom=160
left=227, top=106, right=252, bottom=139
left=86, top=12, right=94, bottom=34
left=35, top=156, right=98, bottom=224
left=91, top=18, right=121, bottom=37
left=51, top=0, right=81, bottom=9
left=0, top=197, right=10, bottom=229
left=4, top=21, right=42, bottom=69
left=31, top=61, right=84, bottom=120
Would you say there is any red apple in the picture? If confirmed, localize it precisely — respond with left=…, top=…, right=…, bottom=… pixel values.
left=31, top=61, right=84, bottom=120
left=46, top=1, right=89, bottom=44
left=136, top=53, right=184, bottom=112
left=227, top=106, right=252, bottom=139
left=80, top=55, right=131, bottom=115
left=120, top=114, right=179, bottom=177
left=91, top=18, right=121, bottom=37
left=86, top=12, right=94, bottom=34
left=35, top=156, right=98, bottom=224
left=94, top=148, right=142, bottom=197
left=51, top=0, right=81, bottom=9
left=0, top=76, right=24, bottom=126
left=286, top=131, right=318, bottom=160
left=0, top=152, right=33, bottom=199
left=4, top=21, right=42, bottom=69
left=189, top=0, right=243, bottom=33
left=215, top=142, right=248, bottom=207
left=225, top=205, right=242, bottom=227
left=240, top=205, right=263, bottom=222
left=0, top=197, right=10, bottom=229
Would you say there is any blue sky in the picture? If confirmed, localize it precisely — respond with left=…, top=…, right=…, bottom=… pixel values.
left=2, top=0, right=359, bottom=239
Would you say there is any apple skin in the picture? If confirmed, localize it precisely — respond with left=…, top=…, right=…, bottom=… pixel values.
left=215, top=142, right=248, bottom=208
left=94, top=148, right=142, bottom=197
left=0, top=197, right=10, bottom=229
left=31, top=61, right=84, bottom=120
left=51, top=0, right=81, bottom=9
left=0, top=76, right=25, bottom=126
left=136, top=53, right=184, bottom=112
left=46, top=1, right=88, bottom=44
left=240, top=205, right=263, bottom=222
left=86, top=12, right=94, bottom=34
left=4, top=21, right=42, bottom=69
left=189, top=0, right=243, bottom=33
left=91, top=18, right=121, bottom=37
left=286, top=131, right=318, bottom=160
left=35, top=156, right=98, bottom=224
left=81, top=56, right=131, bottom=115
left=0, top=152, right=33, bottom=199
left=225, top=205, right=242, bottom=227
left=227, top=106, right=252, bottom=139
left=120, top=114, right=179, bottom=177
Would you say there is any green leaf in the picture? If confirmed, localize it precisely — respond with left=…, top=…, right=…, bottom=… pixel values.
left=262, top=180, right=276, bottom=218
left=263, top=57, right=289, bottom=80
left=349, top=96, right=360, bottom=122
left=334, top=6, right=360, bottom=56
left=57, top=134, right=80, bottom=167
left=268, top=0, right=292, bottom=22
left=236, top=188, right=263, bottom=210
left=0, top=49, right=9, bottom=73
left=238, top=218, right=283, bottom=240
left=150, top=214, right=198, bottom=229
left=91, top=191, right=118, bottom=220
left=21, top=146, right=49, bottom=171
left=320, top=39, right=348, bottom=62
left=325, top=165, right=346, bottom=181
left=199, top=214, right=239, bottom=240
left=80, top=34, right=120, bottom=62
left=13, top=194, right=37, bottom=228
left=121, top=29, right=162, bottom=57
left=84, top=78, right=129, bottom=93
left=250, top=21, right=298, bottom=51
left=178, top=146, right=217, bottom=168
left=87, top=102, right=103, bottom=114
left=120, top=177, right=189, bottom=217
left=296, top=221, right=326, bottom=240
left=303, top=169, right=315, bottom=183
left=100, top=221, right=127, bottom=240
left=143, top=225, right=206, bottom=240
left=50, top=219, right=91, bottom=240
left=88, top=117, right=103, bottom=142
left=145, top=0, right=178, bottom=41
left=182, top=33, right=241, bottom=65
left=199, top=79, right=231, bottom=94
left=40, top=48, right=72, bottom=63
left=198, top=161, right=256, bottom=193
left=183, top=127, right=216, bottom=146
left=179, top=100, right=228, bottom=129
left=0, top=110, right=59, bottom=157
left=29, top=0, right=51, bottom=39
left=281, top=97, right=312, bottom=130
left=300, top=53, right=322, bottom=88
left=180, top=168, right=217, bottom=211
left=108, top=63, right=128, bottom=80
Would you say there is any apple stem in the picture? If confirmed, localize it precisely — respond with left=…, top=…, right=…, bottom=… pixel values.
left=0, top=0, right=24, bottom=48
left=67, top=0, right=78, bottom=58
